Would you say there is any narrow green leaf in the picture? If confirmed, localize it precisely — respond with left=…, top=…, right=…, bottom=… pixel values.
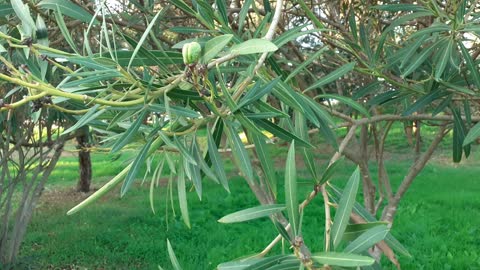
left=237, top=78, right=281, bottom=110
left=195, top=0, right=215, bottom=28
left=188, top=138, right=203, bottom=199
left=215, top=0, right=228, bottom=25
left=218, top=256, right=297, bottom=270
left=459, top=41, right=480, bottom=89
left=217, top=68, right=238, bottom=110
left=408, top=23, right=451, bottom=41
left=231, top=39, right=278, bottom=55
left=432, top=94, right=453, bottom=116
left=118, top=37, right=182, bottom=68
left=124, top=41, right=174, bottom=74
left=61, top=105, right=105, bottom=135
left=314, top=94, right=370, bottom=117
left=252, top=118, right=312, bottom=148
left=61, top=73, right=120, bottom=88
left=297, top=93, right=336, bottom=128
left=206, top=127, right=229, bottom=192
left=172, top=37, right=209, bottom=49
left=273, top=221, right=292, bottom=243
left=11, top=0, right=36, bottom=32
left=401, top=44, right=436, bottom=77
left=167, top=239, right=183, bottom=270
left=251, top=133, right=277, bottom=197
left=267, top=55, right=288, bottom=78
left=169, top=27, right=214, bottom=33
left=305, top=62, right=356, bottom=92
left=253, top=100, right=289, bottom=118
left=177, top=160, right=190, bottom=228
left=207, top=120, right=224, bottom=165
left=464, top=100, right=472, bottom=128
left=246, top=255, right=296, bottom=270
left=348, top=10, right=357, bottom=41
left=344, top=225, right=389, bottom=254
left=111, top=109, right=148, bottom=153
left=441, top=81, right=476, bottom=95
left=167, top=89, right=202, bottom=100
left=192, top=137, right=218, bottom=184
left=312, top=252, right=374, bottom=267
left=65, top=56, right=114, bottom=70
left=149, top=104, right=201, bottom=118
left=383, top=233, right=412, bottom=258
left=174, top=137, right=197, bottom=165
left=253, top=12, right=271, bottom=38
left=263, top=0, right=271, bottom=13
left=274, top=26, right=325, bottom=48
left=451, top=106, right=467, bottom=163
left=127, top=8, right=166, bottom=70
left=235, top=112, right=267, bottom=138
left=285, top=141, right=299, bottom=236
left=319, top=157, right=344, bottom=185
left=464, top=121, right=480, bottom=146
left=265, top=261, right=300, bottom=270
left=225, top=121, right=254, bottom=183
left=218, top=204, right=285, bottom=223
left=402, top=89, right=446, bottom=116
left=367, top=90, right=404, bottom=106
left=0, top=4, right=14, bottom=17
left=399, top=35, right=427, bottom=69
left=67, top=136, right=166, bottom=215
left=294, top=111, right=317, bottom=180
left=150, top=158, right=165, bottom=214
left=169, top=0, right=196, bottom=17
left=284, top=47, right=328, bottom=83
left=331, top=167, right=360, bottom=248
left=237, top=0, right=253, bottom=32
left=202, top=34, right=233, bottom=63
left=53, top=6, right=79, bottom=54
left=328, top=185, right=412, bottom=257
left=382, top=12, right=434, bottom=34
left=342, top=222, right=389, bottom=242
left=67, top=164, right=132, bottom=215
left=434, top=38, right=453, bottom=81
left=38, top=0, right=96, bottom=24
left=273, top=81, right=305, bottom=113
left=218, top=260, right=260, bottom=270
left=359, top=23, right=372, bottom=59
left=121, top=138, right=153, bottom=196
left=244, top=111, right=284, bottom=119
left=372, top=4, right=429, bottom=12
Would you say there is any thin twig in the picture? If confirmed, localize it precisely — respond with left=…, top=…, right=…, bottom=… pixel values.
left=320, top=184, right=331, bottom=252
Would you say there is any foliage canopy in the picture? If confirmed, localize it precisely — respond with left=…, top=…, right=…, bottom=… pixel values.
left=1, top=0, right=480, bottom=269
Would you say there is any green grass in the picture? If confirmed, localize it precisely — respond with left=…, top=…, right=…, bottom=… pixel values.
left=15, top=143, right=480, bottom=269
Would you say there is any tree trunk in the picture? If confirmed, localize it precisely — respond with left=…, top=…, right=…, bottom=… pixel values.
left=76, top=130, right=92, bottom=192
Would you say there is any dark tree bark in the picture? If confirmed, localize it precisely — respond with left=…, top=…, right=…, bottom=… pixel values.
left=76, top=128, right=92, bottom=192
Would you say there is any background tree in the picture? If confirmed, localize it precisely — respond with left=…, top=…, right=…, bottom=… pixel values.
left=1, top=0, right=480, bottom=269
left=0, top=10, right=66, bottom=263
left=75, top=126, right=92, bottom=192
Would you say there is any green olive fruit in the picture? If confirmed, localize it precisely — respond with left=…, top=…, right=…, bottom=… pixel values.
left=182, top=42, right=202, bottom=65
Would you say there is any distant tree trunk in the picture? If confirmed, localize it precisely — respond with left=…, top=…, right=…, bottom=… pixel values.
left=0, top=105, right=66, bottom=267
left=76, top=128, right=92, bottom=192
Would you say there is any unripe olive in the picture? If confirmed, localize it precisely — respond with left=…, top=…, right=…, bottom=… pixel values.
left=182, top=42, right=202, bottom=65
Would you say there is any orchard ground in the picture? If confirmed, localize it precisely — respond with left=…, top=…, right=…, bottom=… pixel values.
left=17, top=128, right=480, bottom=269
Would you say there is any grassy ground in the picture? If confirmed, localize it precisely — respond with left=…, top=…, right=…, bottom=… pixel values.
left=16, top=135, right=480, bottom=269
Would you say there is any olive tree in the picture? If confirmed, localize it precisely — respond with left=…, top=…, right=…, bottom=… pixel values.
left=0, top=3, right=67, bottom=264
left=1, top=0, right=480, bottom=269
